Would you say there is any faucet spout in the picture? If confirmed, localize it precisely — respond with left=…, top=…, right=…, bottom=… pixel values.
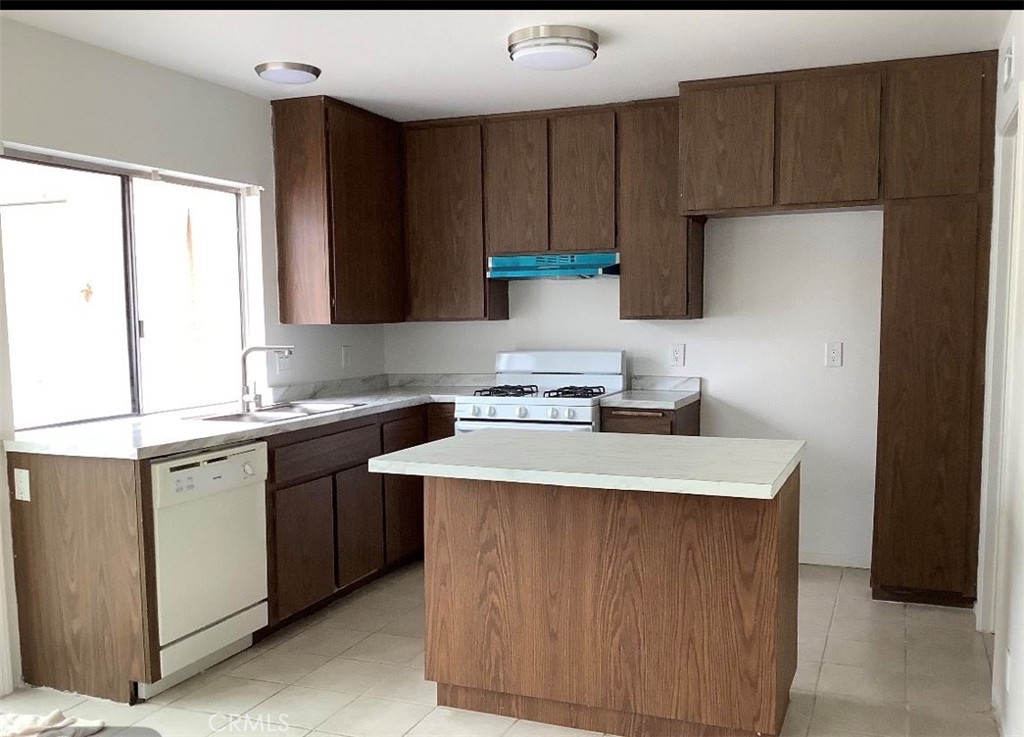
left=240, top=345, right=295, bottom=412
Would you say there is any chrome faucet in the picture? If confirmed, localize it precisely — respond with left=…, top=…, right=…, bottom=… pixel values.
left=241, top=345, right=294, bottom=412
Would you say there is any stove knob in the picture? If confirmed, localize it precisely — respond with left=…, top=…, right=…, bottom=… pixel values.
left=567, top=408, right=576, bottom=420
left=471, top=405, right=481, bottom=416
left=549, top=408, right=559, bottom=419
left=517, top=406, right=528, bottom=418
left=487, top=406, right=496, bottom=417
left=242, top=462, right=255, bottom=478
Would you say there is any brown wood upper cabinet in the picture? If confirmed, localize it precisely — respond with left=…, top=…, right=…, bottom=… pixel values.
left=777, top=72, right=881, bottom=205
left=679, top=82, right=775, bottom=213
left=549, top=111, right=616, bottom=251
left=884, top=55, right=984, bottom=199
left=618, top=101, right=704, bottom=319
left=272, top=96, right=404, bottom=324
left=484, top=117, right=548, bottom=254
left=405, top=123, right=509, bottom=321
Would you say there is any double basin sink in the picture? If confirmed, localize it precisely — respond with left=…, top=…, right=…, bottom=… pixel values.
left=198, top=400, right=364, bottom=424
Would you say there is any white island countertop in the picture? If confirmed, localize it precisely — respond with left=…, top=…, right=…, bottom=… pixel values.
left=369, top=429, right=805, bottom=500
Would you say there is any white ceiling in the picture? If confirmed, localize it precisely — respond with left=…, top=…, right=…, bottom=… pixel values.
left=2, top=9, right=1011, bottom=121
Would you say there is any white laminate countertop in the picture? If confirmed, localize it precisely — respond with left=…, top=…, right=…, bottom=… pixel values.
left=368, top=429, right=804, bottom=500
left=3, top=387, right=482, bottom=461
left=600, top=390, right=701, bottom=411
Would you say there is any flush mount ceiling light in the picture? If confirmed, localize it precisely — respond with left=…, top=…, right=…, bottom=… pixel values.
left=254, top=61, right=322, bottom=84
left=508, top=25, right=599, bottom=71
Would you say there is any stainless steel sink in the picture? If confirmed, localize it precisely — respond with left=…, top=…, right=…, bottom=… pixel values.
left=197, top=400, right=364, bottom=423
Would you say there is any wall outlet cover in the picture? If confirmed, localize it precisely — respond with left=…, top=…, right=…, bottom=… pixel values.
left=14, top=468, right=30, bottom=502
left=826, top=341, right=844, bottom=368
left=669, top=343, right=686, bottom=368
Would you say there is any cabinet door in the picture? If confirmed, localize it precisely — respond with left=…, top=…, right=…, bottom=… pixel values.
left=427, top=403, right=456, bottom=441
left=600, top=408, right=673, bottom=435
left=884, top=56, right=983, bottom=199
left=872, top=198, right=979, bottom=595
left=618, top=102, right=704, bottom=319
left=274, top=477, right=336, bottom=620
left=327, top=102, right=405, bottom=323
left=335, top=464, right=385, bottom=589
left=383, top=413, right=428, bottom=563
left=549, top=111, right=616, bottom=251
left=679, top=83, right=775, bottom=212
left=405, top=124, right=489, bottom=321
left=484, top=117, right=548, bottom=254
left=777, top=72, right=881, bottom=205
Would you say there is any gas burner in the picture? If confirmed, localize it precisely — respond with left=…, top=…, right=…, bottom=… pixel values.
left=474, top=384, right=539, bottom=397
left=543, top=385, right=606, bottom=399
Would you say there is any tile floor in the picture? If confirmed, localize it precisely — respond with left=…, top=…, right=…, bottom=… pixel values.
left=0, top=564, right=1000, bottom=737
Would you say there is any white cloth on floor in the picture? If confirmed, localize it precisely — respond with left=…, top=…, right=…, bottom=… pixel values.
left=0, top=710, right=103, bottom=737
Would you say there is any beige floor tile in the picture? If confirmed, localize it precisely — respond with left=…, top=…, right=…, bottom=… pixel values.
left=792, top=660, right=821, bottom=693
left=243, top=685, right=359, bottom=729
left=231, top=649, right=332, bottom=685
left=405, top=706, right=516, bottom=737
left=823, top=638, right=906, bottom=673
left=142, top=671, right=221, bottom=706
left=906, top=625, right=986, bottom=656
left=833, top=599, right=905, bottom=623
left=808, top=693, right=907, bottom=737
left=356, top=588, right=424, bottom=613
left=317, top=599, right=404, bottom=633
left=342, top=633, right=424, bottom=666
left=836, top=569, right=872, bottom=601
left=800, top=596, right=837, bottom=622
left=799, top=635, right=828, bottom=662
left=781, top=691, right=815, bottom=737
left=801, top=578, right=842, bottom=601
left=402, top=651, right=426, bottom=671
left=906, top=670, right=992, bottom=713
left=210, top=717, right=311, bottom=736
left=0, top=686, right=87, bottom=715
left=296, top=658, right=405, bottom=694
left=380, top=609, right=426, bottom=639
left=504, top=719, right=602, bottom=736
left=906, top=646, right=990, bottom=679
left=66, top=698, right=162, bottom=728
left=800, top=565, right=844, bottom=584
left=817, top=663, right=905, bottom=703
left=828, top=617, right=905, bottom=645
left=905, top=604, right=975, bottom=630
left=907, top=704, right=999, bottom=737
left=256, top=620, right=319, bottom=651
left=205, top=647, right=263, bottom=676
left=128, top=706, right=222, bottom=736
left=365, top=667, right=437, bottom=706
left=316, top=695, right=432, bottom=736
left=172, top=675, right=282, bottom=716
left=279, top=624, right=373, bottom=658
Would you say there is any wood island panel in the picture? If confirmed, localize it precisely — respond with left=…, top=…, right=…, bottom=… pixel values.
left=424, top=468, right=799, bottom=736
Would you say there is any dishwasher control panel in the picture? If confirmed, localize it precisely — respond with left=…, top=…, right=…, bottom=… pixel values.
left=151, top=442, right=268, bottom=509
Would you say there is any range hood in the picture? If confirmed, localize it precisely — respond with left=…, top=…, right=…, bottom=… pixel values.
left=487, top=252, right=620, bottom=280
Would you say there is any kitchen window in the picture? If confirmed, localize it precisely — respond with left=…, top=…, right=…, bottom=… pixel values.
left=0, top=153, right=249, bottom=429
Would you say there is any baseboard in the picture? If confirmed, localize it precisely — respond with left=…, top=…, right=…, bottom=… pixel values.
left=799, top=551, right=869, bottom=568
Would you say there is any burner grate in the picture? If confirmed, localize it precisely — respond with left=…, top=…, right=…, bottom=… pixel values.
left=474, top=384, right=539, bottom=397
left=543, top=385, right=606, bottom=399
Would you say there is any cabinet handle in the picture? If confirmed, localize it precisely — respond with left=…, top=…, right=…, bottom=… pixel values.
left=609, top=409, right=665, bottom=418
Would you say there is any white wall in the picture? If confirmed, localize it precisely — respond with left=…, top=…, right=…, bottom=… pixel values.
left=386, top=211, right=884, bottom=568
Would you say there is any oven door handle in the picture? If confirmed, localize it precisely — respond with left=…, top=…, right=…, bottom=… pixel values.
left=456, top=419, right=594, bottom=433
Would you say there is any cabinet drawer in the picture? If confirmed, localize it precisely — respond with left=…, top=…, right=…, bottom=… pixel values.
left=271, top=424, right=381, bottom=486
left=600, top=408, right=673, bottom=435
left=383, top=412, right=427, bottom=453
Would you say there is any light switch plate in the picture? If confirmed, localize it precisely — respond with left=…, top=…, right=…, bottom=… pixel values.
left=14, top=468, right=30, bottom=502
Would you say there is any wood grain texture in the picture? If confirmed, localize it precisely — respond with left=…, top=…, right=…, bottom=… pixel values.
left=618, top=102, right=703, bottom=319
left=273, top=476, right=336, bottom=621
left=679, top=83, right=775, bottom=212
left=674, top=401, right=702, bottom=436
left=335, top=464, right=385, bottom=588
left=8, top=454, right=147, bottom=702
left=549, top=111, right=616, bottom=251
left=883, top=55, right=983, bottom=199
left=271, top=423, right=381, bottom=487
left=327, top=100, right=406, bottom=323
left=872, top=197, right=979, bottom=594
left=271, top=97, right=331, bottom=325
left=777, top=72, right=881, bottom=205
left=405, top=124, right=488, bottom=320
left=383, top=412, right=428, bottom=563
left=426, top=403, right=456, bottom=441
left=484, top=117, right=549, bottom=253
left=424, top=469, right=799, bottom=734
left=600, top=401, right=701, bottom=436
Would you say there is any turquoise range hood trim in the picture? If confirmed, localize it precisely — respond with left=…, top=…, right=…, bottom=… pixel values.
left=487, top=252, right=620, bottom=280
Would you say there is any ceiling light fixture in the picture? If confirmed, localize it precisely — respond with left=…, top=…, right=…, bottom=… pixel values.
left=254, top=61, right=322, bottom=84
left=508, top=25, right=599, bottom=71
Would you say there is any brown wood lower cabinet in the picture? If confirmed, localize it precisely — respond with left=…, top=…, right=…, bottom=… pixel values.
left=600, top=401, right=700, bottom=436
left=427, top=402, right=456, bottom=441
left=383, top=412, right=428, bottom=563
left=273, top=477, right=337, bottom=621
left=335, top=464, right=385, bottom=588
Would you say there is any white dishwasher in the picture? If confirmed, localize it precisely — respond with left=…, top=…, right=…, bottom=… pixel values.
left=140, top=441, right=269, bottom=697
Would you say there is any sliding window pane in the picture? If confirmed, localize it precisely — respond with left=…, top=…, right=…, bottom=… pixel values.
left=0, top=158, right=133, bottom=428
left=132, top=179, right=242, bottom=413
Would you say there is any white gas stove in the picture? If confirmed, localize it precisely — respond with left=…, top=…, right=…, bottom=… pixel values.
left=455, top=350, right=626, bottom=433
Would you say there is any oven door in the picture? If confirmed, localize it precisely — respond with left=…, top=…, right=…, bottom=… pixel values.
left=456, top=419, right=594, bottom=434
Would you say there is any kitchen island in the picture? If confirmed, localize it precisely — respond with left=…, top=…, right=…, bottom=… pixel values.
left=369, top=430, right=804, bottom=737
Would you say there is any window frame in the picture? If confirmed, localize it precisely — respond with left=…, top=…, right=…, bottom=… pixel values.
left=1, top=147, right=251, bottom=430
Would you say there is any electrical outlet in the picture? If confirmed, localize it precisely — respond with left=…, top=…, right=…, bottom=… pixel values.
left=341, top=345, right=351, bottom=369
left=669, top=343, right=686, bottom=368
left=14, top=469, right=30, bottom=502
left=276, top=352, right=291, bottom=374
left=826, top=342, right=843, bottom=368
